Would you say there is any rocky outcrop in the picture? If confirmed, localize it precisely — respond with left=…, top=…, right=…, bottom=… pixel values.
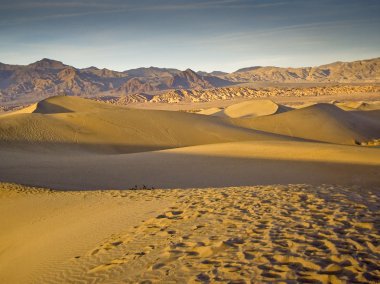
left=0, top=61, right=233, bottom=103
left=98, top=85, right=380, bottom=105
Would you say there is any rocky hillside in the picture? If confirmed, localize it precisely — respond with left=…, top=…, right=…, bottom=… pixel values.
left=220, top=58, right=380, bottom=83
left=0, top=57, right=379, bottom=105
left=114, top=69, right=232, bottom=95
left=0, top=59, right=232, bottom=103
left=97, top=85, right=380, bottom=104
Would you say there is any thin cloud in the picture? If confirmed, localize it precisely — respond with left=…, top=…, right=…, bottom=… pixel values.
left=0, top=0, right=289, bottom=27
left=0, top=8, right=129, bottom=27
left=0, top=0, right=287, bottom=11
left=198, top=18, right=380, bottom=45
left=0, top=0, right=117, bottom=9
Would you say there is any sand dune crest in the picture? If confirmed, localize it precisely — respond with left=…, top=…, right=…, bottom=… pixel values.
left=0, top=96, right=285, bottom=154
left=233, top=103, right=380, bottom=145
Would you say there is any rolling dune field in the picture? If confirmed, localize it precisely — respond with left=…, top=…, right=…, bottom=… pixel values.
left=0, top=96, right=379, bottom=283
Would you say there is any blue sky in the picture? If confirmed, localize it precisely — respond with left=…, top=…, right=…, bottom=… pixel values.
left=0, top=0, right=379, bottom=72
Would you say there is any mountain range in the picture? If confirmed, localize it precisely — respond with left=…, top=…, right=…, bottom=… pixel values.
left=222, top=58, right=380, bottom=83
left=0, top=57, right=379, bottom=104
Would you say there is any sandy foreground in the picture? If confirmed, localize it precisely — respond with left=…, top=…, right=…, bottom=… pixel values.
left=0, top=183, right=379, bottom=283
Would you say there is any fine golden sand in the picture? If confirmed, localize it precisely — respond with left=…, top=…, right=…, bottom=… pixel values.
left=0, top=183, right=379, bottom=283
left=0, top=96, right=379, bottom=283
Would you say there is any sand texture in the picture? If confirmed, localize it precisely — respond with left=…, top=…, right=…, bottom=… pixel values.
left=1, top=183, right=379, bottom=283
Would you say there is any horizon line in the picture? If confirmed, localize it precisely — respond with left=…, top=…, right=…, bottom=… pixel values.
left=1, top=55, right=379, bottom=74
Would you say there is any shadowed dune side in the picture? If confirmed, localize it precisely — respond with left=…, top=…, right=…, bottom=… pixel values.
left=197, top=107, right=225, bottom=117
left=0, top=141, right=379, bottom=189
left=33, top=100, right=73, bottom=114
left=0, top=96, right=289, bottom=154
left=351, top=109, right=380, bottom=122
left=232, top=103, right=380, bottom=145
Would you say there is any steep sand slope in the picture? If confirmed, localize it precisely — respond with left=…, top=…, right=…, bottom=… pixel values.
left=0, top=96, right=285, bottom=153
left=0, top=103, right=39, bottom=117
left=232, top=103, right=380, bottom=145
left=1, top=183, right=379, bottom=283
left=0, top=141, right=379, bottom=189
left=197, top=107, right=225, bottom=116
left=32, top=95, right=113, bottom=113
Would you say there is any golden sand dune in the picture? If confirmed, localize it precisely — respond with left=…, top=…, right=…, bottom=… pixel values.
left=197, top=107, right=225, bottom=116
left=232, top=103, right=380, bottom=145
left=1, top=95, right=380, bottom=283
left=335, top=100, right=380, bottom=111
left=198, top=99, right=291, bottom=118
left=1, top=183, right=379, bottom=283
left=0, top=96, right=284, bottom=153
left=0, top=96, right=379, bottom=189
left=223, top=99, right=285, bottom=118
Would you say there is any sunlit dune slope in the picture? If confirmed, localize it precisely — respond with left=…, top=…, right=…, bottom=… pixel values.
left=198, top=99, right=291, bottom=118
left=335, top=101, right=380, bottom=111
left=232, top=103, right=380, bottom=145
left=223, top=99, right=289, bottom=118
left=197, top=107, right=225, bottom=117
left=0, top=96, right=285, bottom=153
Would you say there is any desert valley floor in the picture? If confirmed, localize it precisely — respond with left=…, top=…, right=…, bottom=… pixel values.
left=0, top=95, right=379, bottom=283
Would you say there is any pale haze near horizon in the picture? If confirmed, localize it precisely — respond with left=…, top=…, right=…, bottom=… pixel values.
left=0, top=0, right=379, bottom=72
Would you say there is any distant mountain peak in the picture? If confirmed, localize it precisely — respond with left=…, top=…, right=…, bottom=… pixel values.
left=184, top=68, right=196, bottom=73
left=234, top=66, right=263, bottom=73
left=180, top=68, right=201, bottom=79
left=197, top=70, right=228, bottom=77
left=29, top=58, right=66, bottom=69
left=84, top=66, right=100, bottom=70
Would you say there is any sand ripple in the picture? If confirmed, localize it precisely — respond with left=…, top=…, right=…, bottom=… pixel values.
left=37, top=185, right=380, bottom=283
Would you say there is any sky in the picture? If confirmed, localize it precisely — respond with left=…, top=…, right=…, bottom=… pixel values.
left=0, top=0, right=379, bottom=72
